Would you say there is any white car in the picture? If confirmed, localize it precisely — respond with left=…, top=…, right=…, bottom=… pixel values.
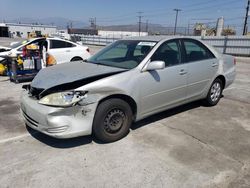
left=0, top=37, right=90, bottom=66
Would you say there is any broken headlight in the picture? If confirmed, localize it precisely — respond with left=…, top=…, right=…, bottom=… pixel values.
left=38, top=91, right=87, bottom=107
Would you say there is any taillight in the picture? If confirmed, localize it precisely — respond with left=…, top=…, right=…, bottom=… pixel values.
left=46, top=53, right=57, bottom=66
left=86, top=48, right=90, bottom=53
left=234, top=58, right=236, bottom=65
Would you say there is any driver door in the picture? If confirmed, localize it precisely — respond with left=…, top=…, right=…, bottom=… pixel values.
left=138, top=39, right=188, bottom=117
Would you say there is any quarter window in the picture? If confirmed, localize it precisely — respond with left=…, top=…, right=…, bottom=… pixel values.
left=183, top=40, right=214, bottom=62
left=151, top=40, right=181, bottom=66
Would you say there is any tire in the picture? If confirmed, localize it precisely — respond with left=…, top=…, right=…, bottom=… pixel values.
left=93, top=99, right=133, bottom=143
left=204, top=78, right=223, bottom=106
left=70, top=57, right=83, bottom=62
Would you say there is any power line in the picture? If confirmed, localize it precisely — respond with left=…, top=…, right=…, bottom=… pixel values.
left=181, top=0, right=239, bottom=9
left=93, top=0, right=242, bottom=25
left=181, top=0, right=241, bottom=15
left=97, top=0, right=240, bottom=22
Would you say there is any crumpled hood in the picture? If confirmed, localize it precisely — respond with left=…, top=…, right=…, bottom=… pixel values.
left=31, top=61, right=126, bottom=89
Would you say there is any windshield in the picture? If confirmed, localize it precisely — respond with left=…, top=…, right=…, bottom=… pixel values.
left=88, top=40, right=156, bottom=69
left=10, top=40, right=30, bottom=49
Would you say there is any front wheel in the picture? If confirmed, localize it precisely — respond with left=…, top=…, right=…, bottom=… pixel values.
left=92, top=99, right=133, bottom=143
left=204, top=78, right=223, bottom=106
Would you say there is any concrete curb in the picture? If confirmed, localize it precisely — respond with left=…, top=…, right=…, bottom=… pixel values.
left=235, top=57, right=250, bottom=63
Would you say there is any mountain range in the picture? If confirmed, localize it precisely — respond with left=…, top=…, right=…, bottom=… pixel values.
left=3, top=17, right=190, bottom=35
left=5, top=17, right=88, bottom=29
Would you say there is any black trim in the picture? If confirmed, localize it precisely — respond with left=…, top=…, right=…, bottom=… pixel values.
left=22, top=110, right=39, bottom=127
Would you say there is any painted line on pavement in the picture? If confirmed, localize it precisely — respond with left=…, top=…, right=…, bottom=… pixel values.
left=0, top=133, right=32, bottom=144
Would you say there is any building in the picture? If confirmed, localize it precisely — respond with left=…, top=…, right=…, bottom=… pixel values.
left=0, top=23, right=57, bottom=38
left=98, top=30, right=148, bottom=38
left=68, top=28, right=98, bottom=35
left=67, top=27, right=148, bottom=38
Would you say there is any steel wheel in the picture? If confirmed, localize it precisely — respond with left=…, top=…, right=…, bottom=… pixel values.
left=92, top=98, right=133, bottom=142
left=104, top=108, right=125, bottom=134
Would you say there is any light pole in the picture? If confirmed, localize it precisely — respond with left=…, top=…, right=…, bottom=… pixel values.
left=173, top=9, right=181, bottom=35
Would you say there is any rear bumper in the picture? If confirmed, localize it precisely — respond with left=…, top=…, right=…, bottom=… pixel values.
left=224, top=67, right=236, bottom=88
left=20, top=91, right=98, bottom=138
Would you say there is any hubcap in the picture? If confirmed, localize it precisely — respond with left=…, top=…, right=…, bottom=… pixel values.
left=104, top=108, right=125, bottom=134
left=210, top=82, right=221, bottom=102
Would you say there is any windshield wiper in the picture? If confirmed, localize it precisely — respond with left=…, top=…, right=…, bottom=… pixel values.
left=82, top=60, right=96, bottom=64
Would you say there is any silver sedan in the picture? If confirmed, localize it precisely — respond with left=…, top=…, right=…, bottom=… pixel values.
left=21, top=36, right=236, bottom=142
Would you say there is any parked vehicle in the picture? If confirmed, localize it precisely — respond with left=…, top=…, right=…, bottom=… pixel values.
left=0, top=37, right=90, bottom=67
left=21, top=36, right=236, bottom=142
left=0, top=45, right=11, bottom=53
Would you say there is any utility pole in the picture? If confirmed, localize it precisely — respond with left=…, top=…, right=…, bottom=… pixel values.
left=89, top=18, right=97, bottom=30
left=94, top=17, right=97, bottom=30
left=146, top=20, right=149, bottom=33
left=187, top=20, right=190, bottom=36
left=137, top=12, right=143, bottom=36
left=173, top=9, right=181, bottom=35
left=243, top=0, right=250, bottom=35
left=67, top=20, right=73, bottom=29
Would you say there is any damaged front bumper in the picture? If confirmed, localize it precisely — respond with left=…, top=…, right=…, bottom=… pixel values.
left=20, top=91, right=98, bottom=138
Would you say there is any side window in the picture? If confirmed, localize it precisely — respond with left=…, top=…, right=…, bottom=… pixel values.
left=50, top=40, right=75, bottom=49
left=183, top=40, right=215, bottom=62
left=133, top=45, right=151, bottom=57
left=151, top=40, right=181, bottom=66
left=65, top=42, right=75, bottom=48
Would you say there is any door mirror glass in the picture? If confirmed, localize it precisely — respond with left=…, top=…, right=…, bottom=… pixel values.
left=145, top=60, right=165, bottom=71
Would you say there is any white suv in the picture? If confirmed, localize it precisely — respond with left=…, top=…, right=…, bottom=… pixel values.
left=0, top=37, right=90, bottom=66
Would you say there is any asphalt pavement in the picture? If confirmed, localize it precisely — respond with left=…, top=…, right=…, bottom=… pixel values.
left=0, top=46, right=250, bottom=187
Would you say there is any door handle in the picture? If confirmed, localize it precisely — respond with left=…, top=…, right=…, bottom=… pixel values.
left=212, top=62, right=218, bottom=67
left=66, top=50, right=71, bottom=52
left=179, top=69, right=187, bottom=75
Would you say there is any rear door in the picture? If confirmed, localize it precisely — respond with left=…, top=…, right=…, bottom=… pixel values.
left=181, top=39, right=218, bottom=99
left=48, top=39, right=77, bottom=64
left=139, top=39, right=188, bottom=116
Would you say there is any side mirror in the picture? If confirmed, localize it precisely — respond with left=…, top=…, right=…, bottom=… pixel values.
left=144, top=60, right=165, bottom=71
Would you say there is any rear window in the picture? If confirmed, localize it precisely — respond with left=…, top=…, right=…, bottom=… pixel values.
left=183, top=40, right=215, bottom=62
left=50, top=40, right=76, bottom=49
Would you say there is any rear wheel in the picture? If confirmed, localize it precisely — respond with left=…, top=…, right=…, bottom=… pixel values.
left=70, top=57, right=83, bottom=62
left=204, top=78, right=223, bottom=106
left=93, top=99, right=133, bottom=143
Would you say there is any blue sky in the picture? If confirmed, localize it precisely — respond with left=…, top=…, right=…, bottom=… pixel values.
left=0, top=0, right=246, bottom=30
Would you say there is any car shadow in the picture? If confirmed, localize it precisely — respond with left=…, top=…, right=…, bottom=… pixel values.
left=26, top=100, right=208, bottom=148
left=26, top=125, right=93, bottom=149
left=131, top=100, right=202, bottom=130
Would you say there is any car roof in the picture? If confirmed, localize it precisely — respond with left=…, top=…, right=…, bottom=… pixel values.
left=124, top=35, right=182, bottom=42
left=124, top=35, right=221, bottom=57
left=30, top=37, right=68, bottom=41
